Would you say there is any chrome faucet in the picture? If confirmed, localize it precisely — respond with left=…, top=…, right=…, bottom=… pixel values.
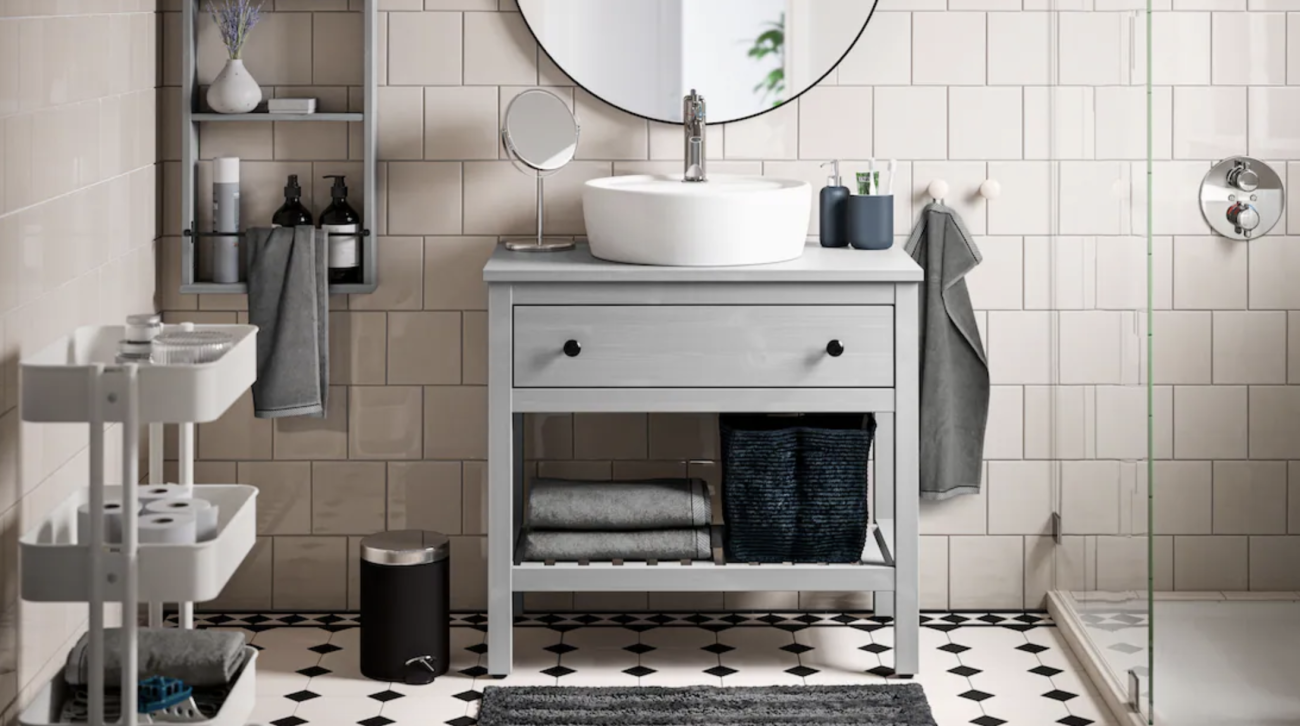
left=683, top=89, right=706, bottom=182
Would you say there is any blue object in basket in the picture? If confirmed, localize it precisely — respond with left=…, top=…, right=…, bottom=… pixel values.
left=138, top=676, right=193, bottom=714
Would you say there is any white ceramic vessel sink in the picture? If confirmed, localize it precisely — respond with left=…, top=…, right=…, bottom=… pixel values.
left=582, top=174, right=812, bottom=267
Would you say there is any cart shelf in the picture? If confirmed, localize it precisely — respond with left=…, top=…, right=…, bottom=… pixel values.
left=20, top=485, right=257, bottom=603
left=20, top=324, right=256, bottom=424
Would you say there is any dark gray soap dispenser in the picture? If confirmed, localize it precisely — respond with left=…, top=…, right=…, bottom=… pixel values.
left=819, top=160, right=850, bottom=248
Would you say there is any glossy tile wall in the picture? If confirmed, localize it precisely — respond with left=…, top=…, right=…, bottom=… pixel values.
left=153, top=1, right=1297, bottom=612
left=0, top=0, right=160, bottom=718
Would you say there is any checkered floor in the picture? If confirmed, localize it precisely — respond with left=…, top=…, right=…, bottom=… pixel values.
left=180, top=612, right=1116, bottom=726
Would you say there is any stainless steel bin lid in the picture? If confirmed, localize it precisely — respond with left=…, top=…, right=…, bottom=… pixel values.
left=360, top=530, right=450, bottom=566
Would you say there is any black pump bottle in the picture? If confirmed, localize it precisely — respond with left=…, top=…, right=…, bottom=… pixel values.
left=272, top=174, right=313, bottom=228
left=320, top=175, right=361, bottom=285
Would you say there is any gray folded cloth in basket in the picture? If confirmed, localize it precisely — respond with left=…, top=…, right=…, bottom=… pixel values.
left=248, top=226, right=329, bottom=419
left=528, top=478, right=712, bottom=530
left=64, top=628, right=247, bottom=688
left=522, top=528, right=713, bottom=562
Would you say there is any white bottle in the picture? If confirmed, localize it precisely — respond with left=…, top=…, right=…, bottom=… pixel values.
left=213, top=157, right=241, bottom=284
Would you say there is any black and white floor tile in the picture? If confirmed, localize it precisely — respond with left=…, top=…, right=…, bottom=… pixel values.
left=183, top=611, right=1116, bottom=726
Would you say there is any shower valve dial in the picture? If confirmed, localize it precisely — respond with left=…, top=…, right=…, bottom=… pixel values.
left=1228, top=163, right=1260, bottom=193
left=1227, top=202, right=1260, bottom=235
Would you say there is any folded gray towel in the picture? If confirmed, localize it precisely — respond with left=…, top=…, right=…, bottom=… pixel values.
left=248, top=226, right=329, bottom=419
left=528, top=478, right=712, bottom=531
left=522, top=529, right=712, bottom=562
left=64, top=628, right=247, bottom=688
left=905, top=203, right=989, bottom=501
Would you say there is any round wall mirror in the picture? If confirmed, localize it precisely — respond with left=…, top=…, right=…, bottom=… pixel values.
left=517, top=0, right=878, bottom=124
left=501, top=89, right=581, bottom=252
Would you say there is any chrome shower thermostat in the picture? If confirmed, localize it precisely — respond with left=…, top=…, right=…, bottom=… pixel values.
left=1200, top=156, right=1284, bottom=240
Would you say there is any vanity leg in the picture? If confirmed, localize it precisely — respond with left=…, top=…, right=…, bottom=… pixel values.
left=873, top=412, right=895, bottom=619
left=487, top=285, right=514, bottom=676
left=893, top=283, right=921, bottom=678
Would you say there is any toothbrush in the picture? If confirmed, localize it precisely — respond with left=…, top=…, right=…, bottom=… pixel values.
left=886, top=159, right=897, bottom=195
left=866, top=158, right=875, bottom=195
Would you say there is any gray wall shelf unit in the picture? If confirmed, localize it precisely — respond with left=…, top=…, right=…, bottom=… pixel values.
left=179, top=0, right=378, bottom=296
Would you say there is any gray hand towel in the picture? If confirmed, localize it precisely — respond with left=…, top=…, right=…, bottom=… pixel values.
left=522, top=529, right=713, bottom=562
left=247, top=226, right=329, bottom=418
left=528, top=478, right=712, bottom=530
left=64, top=627, right=247, bottom=688
left=904, top=203, right=990, bottom=501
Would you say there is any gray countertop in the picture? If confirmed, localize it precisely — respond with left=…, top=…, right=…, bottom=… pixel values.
left=483, top=243, right=924, bottom=283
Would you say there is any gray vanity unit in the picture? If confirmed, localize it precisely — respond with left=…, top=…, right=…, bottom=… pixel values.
left=482, top=244, right=924, bottom=677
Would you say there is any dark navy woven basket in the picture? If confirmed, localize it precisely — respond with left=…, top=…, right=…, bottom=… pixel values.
left=721, top=414, right=874, bottom=564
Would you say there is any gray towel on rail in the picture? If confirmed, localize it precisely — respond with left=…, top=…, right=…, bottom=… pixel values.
left=522, top=529, right=712, bottom=562
left=247, top=226, right=329, bottom=419
left=64, top=627, right=247, bottom=688
left=905, top=203, right=989, bottom=501
left=528, top=478, right=712, bottom=530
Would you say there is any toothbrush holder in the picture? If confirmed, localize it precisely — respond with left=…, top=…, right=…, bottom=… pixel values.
left=847, top=195, right=894, bottom=250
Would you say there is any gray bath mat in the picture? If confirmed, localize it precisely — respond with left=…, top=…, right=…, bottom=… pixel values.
left=476, top=684, right=938, bottom=725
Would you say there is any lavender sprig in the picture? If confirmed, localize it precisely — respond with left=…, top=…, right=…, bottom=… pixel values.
left=207, top=0, right=263, bottom=60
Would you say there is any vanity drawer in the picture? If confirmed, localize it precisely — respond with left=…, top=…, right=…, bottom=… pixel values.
left=513, top=306, right=894, bottom=388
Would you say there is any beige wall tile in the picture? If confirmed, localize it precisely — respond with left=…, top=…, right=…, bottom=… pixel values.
left=426, top=87, right=499, bottom=160
left=349, top=236, right=424, bottom=311
left=646, top=414, right=718, bottom=461
left=274, top=386, right=348, bottom=460
left=199, top=391, right=273, bottom=461
left=1249, top=536, right=1300, bottom=591
left=573, top=414, right=647, bottom=461
left=198, top=121, right=274, bottom=161
left=346, top=535, right=364, bottom=610
left=273, top=536, right=348, bottom=609
left=377, top=86, right=424, bottom=160
left=524, top=413, right=572, bottom=460
left=450, top=535, right=486, bottom=610
left=1214, top=462, right=1287, bottom=535
left=274, top=122, right=349, bottom=161
left=349, top=386, right=424, bottom=459
left=461, top=312, right=486, bottom=386
left=424, top=237, right=496, bottom=310
left=238, top=462, right=313, bottom=535
left=463, top=12, right=535, bottom=86
left=461, top=461, right=486, bottom=534
left=463, top=160, right=536, bottom=235
left=573, top=89, right=647, bottom=161
left=388, top=311, right=461, bottom=384
left=948, top=536, right=1024, bottom=610
left=312, top=11, right=363, bottom=86
left=388, top=11, right=462, bottom=86
left=330, top=311, right=387, bottom=385
left=197, top=11, right=313, bottom=87
left=611, top=461, right=688, bottom=481
left=312, top=462, right=387, bottom=535
left=424, top=386, right=487, bottom=459
left=1175, top=535, right=1249, bottom=591
left=207, top=536, right=273, bottom=610
left=388, top=162, right=462, bottom=234
left=1248, top=386, right=1300, bottom=459
left=388, top=461, right=462, bottom=534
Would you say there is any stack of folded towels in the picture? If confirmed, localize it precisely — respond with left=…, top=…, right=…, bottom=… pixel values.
left=523, top=478, right=715, bottom=562
left=60, top=628, right=248, bottom=722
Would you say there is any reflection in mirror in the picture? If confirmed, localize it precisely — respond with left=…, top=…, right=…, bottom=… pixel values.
left=501, top=89, right=581, bottom=252
left=518, top=0, right=876, bottom=124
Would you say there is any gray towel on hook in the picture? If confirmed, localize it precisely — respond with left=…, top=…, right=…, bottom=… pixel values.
left=522, top=529, right=713, bottom=562
left=527, top=478, right=713, bottom=530
left=905, top=203, right=989, bottom=501
left=247, top=226, right=329, bottom=418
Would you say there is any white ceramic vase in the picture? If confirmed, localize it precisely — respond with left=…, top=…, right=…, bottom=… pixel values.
left=207, top=59, right=261, bottom=114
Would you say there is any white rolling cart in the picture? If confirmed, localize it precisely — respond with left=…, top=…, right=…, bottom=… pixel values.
left=16, top=323, right=261, bottom=726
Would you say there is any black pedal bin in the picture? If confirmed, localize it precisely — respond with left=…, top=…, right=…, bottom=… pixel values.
left=359, top=530, right=451, bottom=685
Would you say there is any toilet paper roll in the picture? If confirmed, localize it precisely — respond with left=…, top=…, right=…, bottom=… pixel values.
left=77, top=501, right=124, bottom=544
left=138, top=484, right=191, bottom=510
left=145, top=498, right=219, bottom=542
left=137, top=513, right=197, bottom=545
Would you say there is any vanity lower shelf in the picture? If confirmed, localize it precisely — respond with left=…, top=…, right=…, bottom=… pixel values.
left=514, top=521, right=895, bottom=592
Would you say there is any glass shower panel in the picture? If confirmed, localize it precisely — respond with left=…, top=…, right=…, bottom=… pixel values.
left=1045, top=2, right=1153, bottom=722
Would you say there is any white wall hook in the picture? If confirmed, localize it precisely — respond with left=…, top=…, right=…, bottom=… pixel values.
left=979, top=179, right=1002, bottom=200
left=927, top=180, right=949, bottom=202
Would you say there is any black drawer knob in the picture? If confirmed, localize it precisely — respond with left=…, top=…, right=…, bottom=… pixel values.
left=826, top=340, right=845, bottom=357
left=563, top=340, right=582, bottom=357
